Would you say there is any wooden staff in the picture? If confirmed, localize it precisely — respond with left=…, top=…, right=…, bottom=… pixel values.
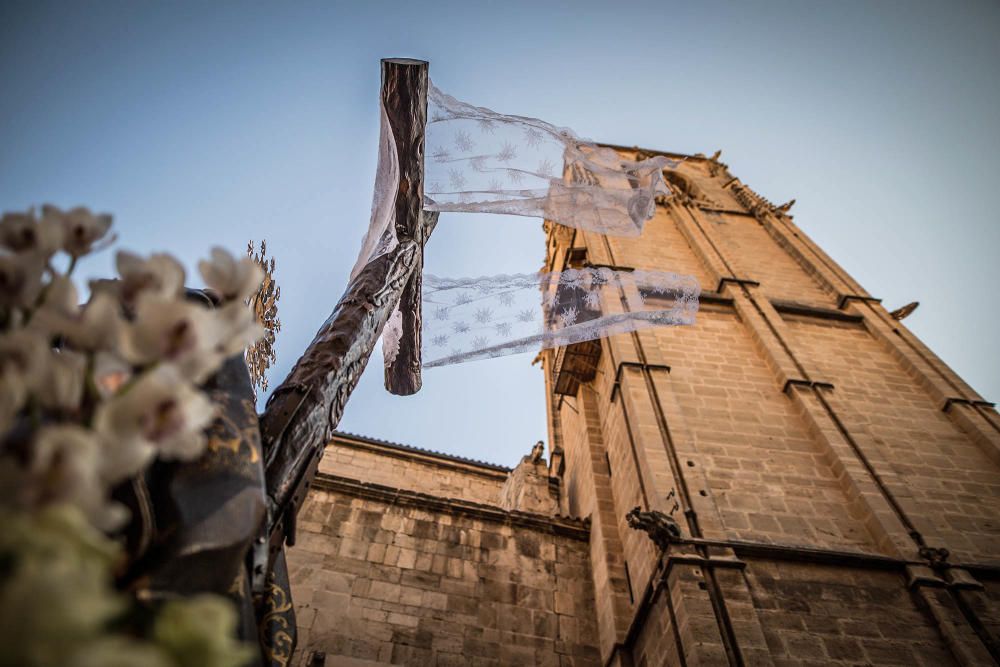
left=255, top=57, right=432, bottom=596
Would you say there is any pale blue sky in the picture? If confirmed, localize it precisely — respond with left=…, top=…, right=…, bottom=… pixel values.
left=2, top=1, right=998, bottom=466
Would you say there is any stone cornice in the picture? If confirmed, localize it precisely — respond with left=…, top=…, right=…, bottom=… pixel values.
left=597, top=142, right=693, bottom=161
left=329, top=431, right=511, bottom=479
left=312, top=472, right=591, bottom=541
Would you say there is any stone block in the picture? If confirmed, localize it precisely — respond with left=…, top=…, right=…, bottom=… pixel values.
left=554, top=591, right=575, bottom=616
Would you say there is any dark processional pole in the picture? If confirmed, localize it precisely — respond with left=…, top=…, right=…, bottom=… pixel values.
left=252, top=58, right=433, bottom=666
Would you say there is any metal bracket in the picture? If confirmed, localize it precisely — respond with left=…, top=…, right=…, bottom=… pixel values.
left=942, top=397, right=997, bottom=413
left=584, top=262, right=635, bottom=273
left=782, top=379, right=835, bottom=395
left=837, top=294, right=882, bottom=309
left=716, top=277, right=760, bottom=292
left=611, top=361, right=671, bottom=402
left=662, top=554, right=746, bottom=579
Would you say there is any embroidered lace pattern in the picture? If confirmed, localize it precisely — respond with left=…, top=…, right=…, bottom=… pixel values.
left=421, top=267, right=700, bottom=368
left=351, top=101, right=399, bottom=280
left=423, top=84, right=678, bottom=237
left=346, top=82, right=701, bottom=369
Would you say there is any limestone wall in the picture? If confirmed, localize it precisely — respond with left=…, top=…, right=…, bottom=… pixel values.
left=318, top=433, right=509, bottom=507
left=288, top=478, right=599, bottom=666
left=542, top=147, right=1000, bottom=665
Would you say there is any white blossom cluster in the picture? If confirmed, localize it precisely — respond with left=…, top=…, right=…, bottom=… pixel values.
left=0, top=205, right=261, bottom=667
left=0, top=206, right=263, bottom=528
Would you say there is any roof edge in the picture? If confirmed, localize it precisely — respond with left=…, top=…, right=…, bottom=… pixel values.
left=330, top=430, right=513, bottom=474
left=598, top=143, right=702, bottom=161
left=313, top=472, right=590, bottom=540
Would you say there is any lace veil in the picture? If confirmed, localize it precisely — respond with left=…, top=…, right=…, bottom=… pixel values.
left=421, top=268, right=700, bottom=368
left=351, top=81, right=700, bottom=368
left=424, top=84, right=677, bottom=237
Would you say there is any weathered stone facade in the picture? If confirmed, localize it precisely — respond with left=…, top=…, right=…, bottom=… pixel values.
left=290, top=147, right=1000, bottom=665
left=288, top=434, right=600, bottom=666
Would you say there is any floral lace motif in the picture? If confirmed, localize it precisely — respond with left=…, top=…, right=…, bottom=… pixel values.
left=350, top=102, right=399, bottom=279
left=348, top=82, right=697, bottom=372
left=422, top=268, right=700, bottom=367
left=424, top=83, right=678, bottom=237
left=382, top=306, right=403, bottom=367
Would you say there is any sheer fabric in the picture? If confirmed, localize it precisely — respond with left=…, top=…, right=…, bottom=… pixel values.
left=421, top=268, right=700, bottom=368
left=347, top=82, right=701, bottom=369
left=353, top=83, right=682, bottom=277
left=424, top=84, right=678, bottom=237
left=350, top=102, right=399, bottom=280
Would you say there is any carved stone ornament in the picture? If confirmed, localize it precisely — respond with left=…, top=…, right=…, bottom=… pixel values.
left=530, top=440, right=545, bottom=463
left=625, top=506, right=682, bottom=551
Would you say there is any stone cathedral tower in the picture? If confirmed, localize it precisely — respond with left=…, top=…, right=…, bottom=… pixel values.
left=287, top=147, right=1000, bottom=666
left=540, top=146, right=1000, bottom=666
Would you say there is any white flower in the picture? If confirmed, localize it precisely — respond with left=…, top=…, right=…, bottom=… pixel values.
left=0, top=381, right=25, bottom=436
left=72, top=293, right=124, bottom=352
left=0, top=329, right=48, bottom=387
left=0, top=330, right=48, bottom=431
left=33, top=291, right=123, bottom=353
left=40, top=274, right=80, bottom=317
left=92, top=351, right=133, bottom=399
left=122, top=298, right=223, bottom=383
left=42, top=205, right=113, bottom=258
left=123, top=296, right=261, bottom=383
left=214, top=301, right=264, bottom=358
left=30, top=425, right=129, bottom=531
left=0, top=250, right=46, bottom=309
left=94, top=365, right=217, bottom=480
left=198, top=247, right=263, bottom=303
left=116, top=250, right=186, bottom=306
left=39, top=349, right=87, bottom=413
left=0, top=209, right=64, bottom=257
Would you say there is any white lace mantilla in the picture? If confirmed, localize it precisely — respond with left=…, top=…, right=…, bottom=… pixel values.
left=421, top=267, right=700, bottom=368
left=350, top=101, right=400, bottom=280
left=424, top=84, right=677, bottom=237
left=347, top=80, right=701, bottom=370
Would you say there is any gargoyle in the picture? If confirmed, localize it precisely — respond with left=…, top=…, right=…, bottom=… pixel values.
left=890, top=301, right=919, bottom=321
left=776, top=198, right=796, bottom=213
left=625, top=506, right=682, bottom=552
left=530, top=440, right=545, bottom=464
